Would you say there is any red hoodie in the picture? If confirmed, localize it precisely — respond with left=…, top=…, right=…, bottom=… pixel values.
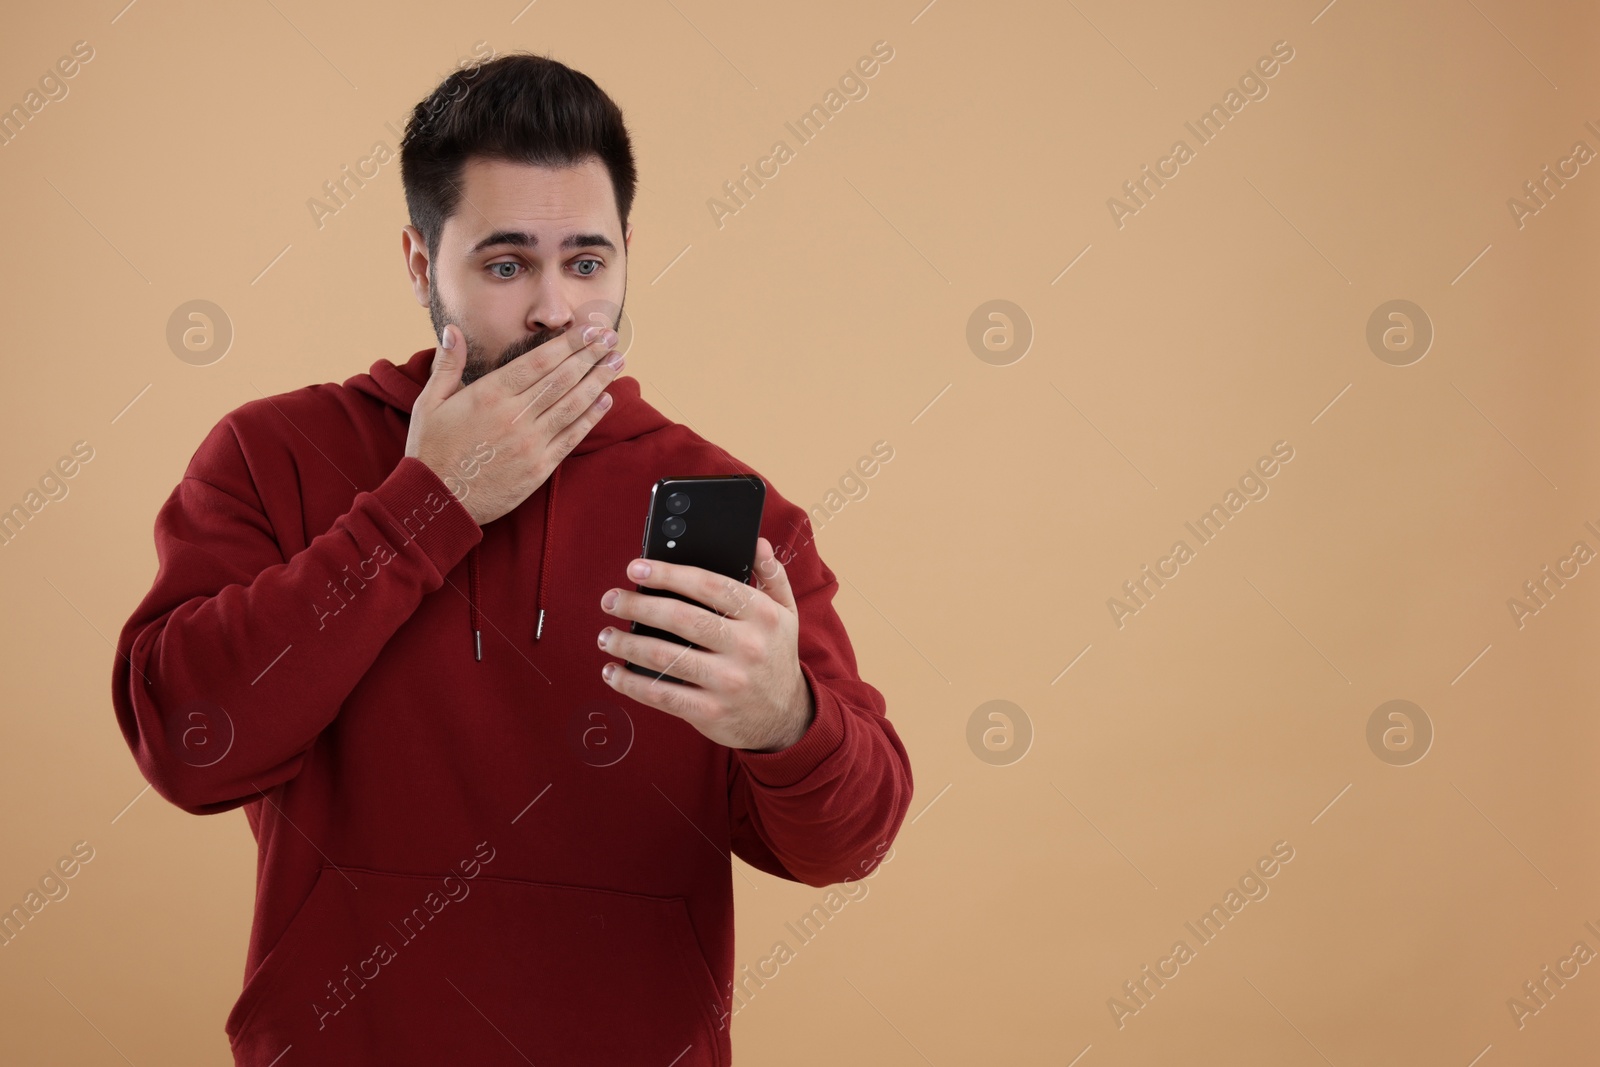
left=111, top=347, right=913, bottom=1065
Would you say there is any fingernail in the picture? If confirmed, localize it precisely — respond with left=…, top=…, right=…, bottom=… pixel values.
left=601, top=589, right=619, bottom=611
left=628, top=560, right=650, bottom=579
left=440, top=326, right=454, bottom=350
left=606, top=350, right=624, bottom=369
left=602, top=663, right=616, bottom=682
left=583, top=325, right=601, bottom=343
left=603, top=330, right=618, bottom=347
left=597, top=628, right=611, bottom=649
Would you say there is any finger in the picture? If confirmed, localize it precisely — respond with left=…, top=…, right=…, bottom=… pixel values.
left=521, top=344, right=624, bottom=434
left=598, top=627, right=718, bottom=689
left=601, top=658, right=709, bottom=720
left=623, top=559, right=763, bottom=622
left=493, top=322, right=617, bottom=400
left=602, top=587, right=741, bottom=655
left=539, top=382, right=616, bottom=448
left=751, top=537, right=797, bottom=612
left=418, top=324, right=465, bottom=411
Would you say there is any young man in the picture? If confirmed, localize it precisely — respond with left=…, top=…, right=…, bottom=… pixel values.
left=111, top=51, right=911, bottom=1066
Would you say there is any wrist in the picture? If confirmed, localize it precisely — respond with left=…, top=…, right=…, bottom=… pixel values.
left=749, top=674, right=815, bottom=753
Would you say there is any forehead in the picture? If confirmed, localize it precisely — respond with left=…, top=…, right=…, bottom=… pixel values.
left=446, top=156, right=618, bottom=247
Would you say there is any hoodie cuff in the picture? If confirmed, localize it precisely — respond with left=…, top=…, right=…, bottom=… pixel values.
left=734, top=659, right=847, bottom=788
left=371, top=456, right=483, bottom=579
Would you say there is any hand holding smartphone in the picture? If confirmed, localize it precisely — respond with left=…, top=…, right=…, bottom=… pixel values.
left=625, top=475, right=766, bottom=685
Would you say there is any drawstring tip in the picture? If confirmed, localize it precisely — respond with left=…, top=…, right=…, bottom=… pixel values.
left=474, top=629, right=482, bottom=662
left=535, top=608, right=545, bottom=642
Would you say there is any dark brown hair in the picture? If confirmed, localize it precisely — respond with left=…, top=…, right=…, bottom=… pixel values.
left=399, top=51, right=637, bottom=264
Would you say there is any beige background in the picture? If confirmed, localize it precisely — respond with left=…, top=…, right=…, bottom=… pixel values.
left=2, top=0, right=1597, bottom=1062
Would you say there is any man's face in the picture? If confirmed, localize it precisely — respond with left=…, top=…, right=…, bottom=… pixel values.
left=404, top=156, right=632, bottom=388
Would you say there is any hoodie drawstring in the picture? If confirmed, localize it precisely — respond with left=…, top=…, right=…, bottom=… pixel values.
left=468, top=545, right=482, bottom=661
left=468, top=464, right=561, bottom=661
left=536, top=463, right=560, bottom=643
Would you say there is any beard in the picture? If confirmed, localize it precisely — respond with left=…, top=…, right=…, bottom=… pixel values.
left=428, top=275, right=626, bottom=389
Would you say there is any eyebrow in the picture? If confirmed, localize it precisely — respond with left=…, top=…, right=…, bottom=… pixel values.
left=466, top=230, right=616, bottom=256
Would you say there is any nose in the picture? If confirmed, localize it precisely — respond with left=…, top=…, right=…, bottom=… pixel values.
left=526, top=269, right=576, bottom=337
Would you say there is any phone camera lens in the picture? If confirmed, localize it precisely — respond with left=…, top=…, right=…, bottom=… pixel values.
left=662, top=515, right=687, bottom=539
left=665, top=492, right=690, bottom=515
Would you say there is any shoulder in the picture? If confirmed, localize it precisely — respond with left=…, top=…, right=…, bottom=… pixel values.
left=185, top=380, right=373, bottom=498
left=224, top=379, right=373, bottom=448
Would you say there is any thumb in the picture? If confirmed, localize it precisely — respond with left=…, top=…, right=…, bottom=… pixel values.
left=752, top=536, right=798, bottom=612
left=420, top=324, right=465, bottom=409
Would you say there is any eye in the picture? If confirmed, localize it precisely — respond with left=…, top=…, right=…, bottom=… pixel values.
left=489, top=261, right=520, bottom=280
left=574, top=258, right=602, bottom=277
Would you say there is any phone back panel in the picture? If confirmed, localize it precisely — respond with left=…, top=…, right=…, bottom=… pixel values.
left=627, top=475, right=766, bottom=681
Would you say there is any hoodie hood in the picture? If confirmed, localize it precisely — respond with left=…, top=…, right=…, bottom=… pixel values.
left=346, top=347, right=668, bottom=661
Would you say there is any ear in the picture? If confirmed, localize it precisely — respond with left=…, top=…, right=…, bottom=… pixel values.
left=623, top=222, right=633, bottom=253
left=401, top=224, right=431, bottom=307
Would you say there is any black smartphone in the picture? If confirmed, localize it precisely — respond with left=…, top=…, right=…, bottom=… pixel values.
left=625, top=475, right=767, bottom=686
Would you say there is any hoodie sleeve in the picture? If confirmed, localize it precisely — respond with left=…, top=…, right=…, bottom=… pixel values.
left=727, top=511, right=913, bottom=887
left=111, top=415, right=482, bottom=815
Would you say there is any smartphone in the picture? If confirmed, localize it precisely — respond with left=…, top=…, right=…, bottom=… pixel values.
left=625, top=475, right=767, bottom=686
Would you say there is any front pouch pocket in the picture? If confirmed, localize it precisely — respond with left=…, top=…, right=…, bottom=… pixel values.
left=225, top=865, right=726, bottom=1067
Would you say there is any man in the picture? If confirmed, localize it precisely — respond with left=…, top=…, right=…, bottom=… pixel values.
left=111, top=51, right=912, bottom=1065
